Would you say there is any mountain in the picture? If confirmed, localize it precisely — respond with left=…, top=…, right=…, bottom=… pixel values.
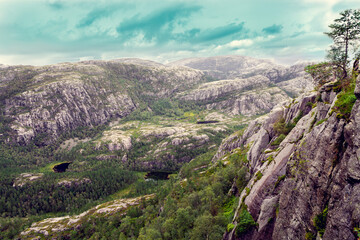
left=0, top=56, right=313, bottom=146
left=17, top=71, right=360, bottom=240
left=0, top=55, right=322, bottom=239
left=170, top=55, right=314, bottom=115
left=214, top=77, right=360, bottom=239
left=169, top=55, right=312, bottom=94
left=0, top=60, right=205, bottom=145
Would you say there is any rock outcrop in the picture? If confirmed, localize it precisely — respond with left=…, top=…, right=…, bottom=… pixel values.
left=217, top=76, right=360, bottom=239
left=0, top=56, right=313, bottom=146
left=172, top=56, right=313, bottom=116
left=0, top=61, right=205, bottom=145
left=20, top=194, right=154, bottom=239
left=13, top=173, right=44, bottom=187
left=84, top=115, right=237, bottom=171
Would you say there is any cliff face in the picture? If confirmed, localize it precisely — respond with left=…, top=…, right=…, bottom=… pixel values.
left=0, top=57, right=313, bottom=146
left=172, top=56, right=313, bottom=116
left=0, top=61, right=205, bottom=145
left=176, top=76, right=290, bottom=116
left=217, top=75, right=360, bottom=240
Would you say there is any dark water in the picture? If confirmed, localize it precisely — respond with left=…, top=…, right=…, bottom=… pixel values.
left=196, top=120, right=219, bottom=124
left=145, top=171, right=171, bottom=180
left=53, top=162, right=72, bottom=173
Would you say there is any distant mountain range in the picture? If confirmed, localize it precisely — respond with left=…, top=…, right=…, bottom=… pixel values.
left=0, top=55, right=313, bottom=145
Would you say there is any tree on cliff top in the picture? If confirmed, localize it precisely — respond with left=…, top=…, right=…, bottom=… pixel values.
left=325, top=9, right=360, bottom=79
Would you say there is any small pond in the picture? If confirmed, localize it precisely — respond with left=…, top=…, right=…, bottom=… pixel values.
left=145, top=171, right=172, bottom=180
left=53, top=162, right=72, bottom=173
left=196, top=120, right=219, bottom=124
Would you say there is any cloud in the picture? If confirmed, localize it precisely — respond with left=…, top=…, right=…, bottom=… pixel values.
left=262, top=24, right=283, bottom=35
left=302, top=0, right=341, bottom=5
left=116, top=4, right=201, bottom=43
left=215, top=39, right=253, bottom=51
left=46, top=0, right=65, bottom=10
left=195, top=22, right=247, bottom=42
left=1, top=0, right=358, bottom=66
left=77, top=7, right=117, bottom=28
left=228, top=39, right=253, bottom=47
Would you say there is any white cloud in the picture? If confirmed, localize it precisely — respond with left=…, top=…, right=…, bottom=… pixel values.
left=79, top=56, right=94, bottom=61
left=0, top=53, right=77, bottom=66
left=214, top=39, right=254, bottom=51
left=301, top=0, right=340, bottom=5
left=228, top=39, right=253, bottom=47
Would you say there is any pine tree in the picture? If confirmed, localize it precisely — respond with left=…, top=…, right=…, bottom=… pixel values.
left=325, top=9, right=360, bottom=79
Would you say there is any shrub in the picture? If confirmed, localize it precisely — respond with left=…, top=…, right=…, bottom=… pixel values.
left=305, top=62, right=338, bottom=86
left=333, top=91, right=357, bottom=119
left=271, top=134, right=286, bottom=146
left=245, top=187, right=250, bottom=196
left=274, top=175, right=286, bottom=188
left=354, top=227, right=360, bottom=239
left=227, top=223, right=235, bottom=232
left=235, top=208, right=257, bottom=237
left=254, top=171, right=263, bottom=183
left=305, top=231, right=316, bottom=240
left=314, top=206, right=328, bottom=237
left=315, top=118, right=328, bottom=126
left=273, top=111, right=303, bottom=137
left=293, top=111, right=304, bottom=124
left=274, top=119, right=294, bottom=136
left=266, top=155, right=274, bottom=165
left=332, top=76, right=357, bottom=120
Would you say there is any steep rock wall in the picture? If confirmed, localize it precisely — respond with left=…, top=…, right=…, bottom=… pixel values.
left=218, top=76, right=360, bottom=240
left=0, top=61, right=205, bottom=145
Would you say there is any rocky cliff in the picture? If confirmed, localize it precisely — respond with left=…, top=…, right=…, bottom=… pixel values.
left=170, top=55, right=313, bottom=96
left=215, top=75, right=360, bottom=239
left=172, top=55, right=313, bottom=116
left=0, top=61, right=204, bottom=145
left=0, top=56, right=313, bottom=146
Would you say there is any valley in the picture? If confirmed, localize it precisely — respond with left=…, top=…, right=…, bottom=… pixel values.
left=4, top=55, right=349, bottom=239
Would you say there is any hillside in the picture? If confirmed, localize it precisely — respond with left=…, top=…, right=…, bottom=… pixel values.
left=16, top=71, right=360, bottom=240
left=0, top=56, right=313, bottom=146
left=0, top=56, right=318, bottom=239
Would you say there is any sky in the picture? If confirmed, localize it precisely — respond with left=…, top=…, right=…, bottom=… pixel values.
left=0, top=0, right=358, bottom=66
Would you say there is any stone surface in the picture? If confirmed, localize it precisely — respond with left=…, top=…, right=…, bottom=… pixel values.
left=13, top=173, right=44, bottom=187
left=93, top=117, right=231, bottom=170
left=20, top=194, right=154, bottom=239
left=0, top=57, right=313, bottom=145
left=220, top=83, right=360, bottom=240
left=0, top=60, right=205, bottom=145
left=354, top=75, right=360, bottom=98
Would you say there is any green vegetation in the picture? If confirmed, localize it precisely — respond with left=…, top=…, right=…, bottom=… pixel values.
left=332, top=76, right=357, bottom=120
left=305, top=62, right=335, bottom=86
left=235, top=207, right=257, bottom=237
left=266, top=155, right=274, bottom=165
left=315, top=118, right=328, bottom=126
left=354, top=226, right=360, bottom=239
left=227, top=223, right=235, bottom=232
left=0, top=168, right=138, bottom=217
left=305, top=231, right=316, bottom=240
left=274, top=117, right=294, bottom=136
left=272, top=110, right=303, bottom=146
left=124, top=98, right=205, bottom=122
left=128, top=148, right=250, bottom=240
left=254, top=171, right=263, bottom=183
left=222, top=196, right=239, bottom=221
left=293, top=111, right=304, bottom=124
left=313, top=206, right=328, bottom=237
left=180, top=151, right=215, bottom=179
left=274, top=175, right=286, bottom=188
left=271, top=134, right=286, bottom=146
left=325, top=9, right=360, bottom=79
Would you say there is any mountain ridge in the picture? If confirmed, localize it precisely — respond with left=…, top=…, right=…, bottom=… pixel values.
left=0, top=55, right=313, bottom=146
